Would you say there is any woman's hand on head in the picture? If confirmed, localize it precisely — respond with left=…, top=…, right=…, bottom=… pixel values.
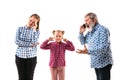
left=33, top=21, right=38, bottom=31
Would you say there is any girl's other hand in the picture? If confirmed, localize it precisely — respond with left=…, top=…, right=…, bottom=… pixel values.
left=63, top=38, right=68, bottom=42
left=48, top=37, right=54, bottom=41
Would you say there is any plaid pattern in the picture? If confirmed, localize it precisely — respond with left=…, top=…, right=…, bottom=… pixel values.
left=79, top=24, right=113, bottom=68
left=15, top=26, right=40, bottom=58
left=40, top=40, right=75, bottom=68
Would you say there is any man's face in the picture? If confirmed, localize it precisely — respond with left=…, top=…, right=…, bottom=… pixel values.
left=84, top=16, right=93, bottom=27
left=84, top=16, right=95, bottom=32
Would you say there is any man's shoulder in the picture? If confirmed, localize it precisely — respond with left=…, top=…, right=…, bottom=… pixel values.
left=97, top=24, right=109, bottom=31
left=97, top=24, right=110, bottom=35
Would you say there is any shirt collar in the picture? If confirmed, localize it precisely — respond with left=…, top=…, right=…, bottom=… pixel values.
left=25, top=25, right=33, bottom=30
left=90, top=23, right=99, bottom=33
left=55, top=41, right=62, bottom=45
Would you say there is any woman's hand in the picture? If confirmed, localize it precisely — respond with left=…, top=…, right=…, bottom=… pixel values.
left=31, top=42, right=39, bottom=47
left=33, top=21, right=38, bottom=31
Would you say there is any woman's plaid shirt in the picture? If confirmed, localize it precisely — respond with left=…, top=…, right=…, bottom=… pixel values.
left=15, top=26, right=40, bottom=58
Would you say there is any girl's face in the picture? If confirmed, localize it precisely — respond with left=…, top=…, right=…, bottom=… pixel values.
left=54, top=31, right=63, bottom=42
left=27, top=16, right=38, bottom=28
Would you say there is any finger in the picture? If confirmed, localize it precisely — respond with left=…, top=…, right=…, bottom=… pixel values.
left=76, top=49, right=80, bottom=52
left=51, top=37, right=54, bottom=40
left=77, top=49, right=80, bottom=50
left=76, top=50, right=81, bottom=53
left=76, top=51, right=79, bottom=53
left=36, top=42, right=40, bottom=45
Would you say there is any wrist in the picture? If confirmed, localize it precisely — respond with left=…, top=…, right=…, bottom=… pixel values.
left=33, top=28, right=36, bottom=32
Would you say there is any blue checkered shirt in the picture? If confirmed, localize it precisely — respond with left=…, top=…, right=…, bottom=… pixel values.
left=15, top=26, right=40, bottom=58
left=78, top=24, right=113, bottom=68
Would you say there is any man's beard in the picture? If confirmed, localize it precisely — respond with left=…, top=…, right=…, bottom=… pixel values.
left=88, top=22, right=95, bottom=32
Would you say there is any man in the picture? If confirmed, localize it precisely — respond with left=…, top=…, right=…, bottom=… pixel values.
left=76, top=12, right=113, bottom=80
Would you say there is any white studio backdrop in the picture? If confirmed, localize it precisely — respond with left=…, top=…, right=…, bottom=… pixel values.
left=0, top=0, right=120, bottom=80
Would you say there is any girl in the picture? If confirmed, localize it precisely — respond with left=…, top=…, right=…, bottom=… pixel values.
left=40, top=30, right=75, bottom=80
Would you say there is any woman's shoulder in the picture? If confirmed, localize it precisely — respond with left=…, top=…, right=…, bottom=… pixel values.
left=17, top=26, right=26, bottom=29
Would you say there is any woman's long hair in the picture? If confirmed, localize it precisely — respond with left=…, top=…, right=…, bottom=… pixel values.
left=30, top=14, right=40, bottom=30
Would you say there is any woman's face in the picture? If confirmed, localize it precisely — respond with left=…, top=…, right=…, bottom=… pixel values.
left=54, top=31, right=63, bottom=42
left=27, top=16, right=38, bottom=28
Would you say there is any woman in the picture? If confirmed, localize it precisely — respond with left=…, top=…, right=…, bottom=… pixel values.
left=15, top=14, right=40, bottom=80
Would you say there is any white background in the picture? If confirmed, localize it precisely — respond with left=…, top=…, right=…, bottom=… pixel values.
left=0, top=0, right=120, bottom=80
